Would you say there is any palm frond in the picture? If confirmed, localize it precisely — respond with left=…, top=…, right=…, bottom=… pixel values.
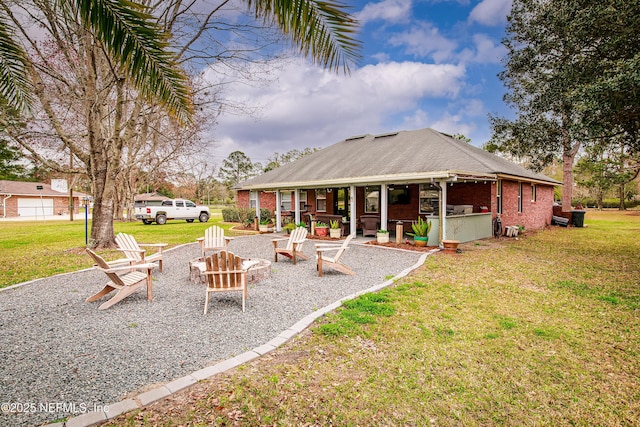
left=247, top=0, right=362, bottom=73
left=0, top=17, right=33, bottom=112
left=74, top=0, right=193, bottom=124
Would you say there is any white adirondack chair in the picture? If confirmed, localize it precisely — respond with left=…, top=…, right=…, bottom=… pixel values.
left=315, top=232, right=356, bottom=277
left=85, top=249, right=156, bottom=310
left=203, top=250, right=247, bottom=313
left=197, top=226, right=234, bottom=257
left=115, top=232, right=167, bottom=272
left=272, top=227, right=309, bottom=265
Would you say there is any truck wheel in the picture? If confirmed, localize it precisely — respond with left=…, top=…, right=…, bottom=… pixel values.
left=199, top=212, right=209, bottom=223
left=156, top=214, right=167, bottom=225
left=143, top=220, right=153, bottom=225
left=186, top=219, right=194, bottom=223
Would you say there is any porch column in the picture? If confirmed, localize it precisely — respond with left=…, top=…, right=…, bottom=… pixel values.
left=380, top=184, right=388, bottom=231
left=440, top=180, right=448, bottom=242
left=275, top=191, right=282, bottom=232
left=349, top=185, right=356, bottom=235
left=294, top=189, right=301, bottom=225
left=254, top=191, right=260, bottom=219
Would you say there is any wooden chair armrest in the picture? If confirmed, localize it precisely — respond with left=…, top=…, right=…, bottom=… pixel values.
left=138, top=243, right=168, bottom=248
left=116, top=248, right=145, bottom=254
left=106, top=257, right=137, bottom=266
left=196, top=237, right=204, bottom=242
left=225, top=236, right=235, bottom=241
left=314, top=243, right=343, bottom=249
left=96, top=263, right=157, bottom=273
left=315, top=246, right=348, bottom=253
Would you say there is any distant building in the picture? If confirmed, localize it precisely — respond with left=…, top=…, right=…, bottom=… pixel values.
left=0, top=180, right=89, bottom=218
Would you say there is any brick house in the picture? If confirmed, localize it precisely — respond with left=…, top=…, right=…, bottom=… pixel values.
left=0, top=180, right=89, bottom=219
left=235, top=128, right=560, bottom=244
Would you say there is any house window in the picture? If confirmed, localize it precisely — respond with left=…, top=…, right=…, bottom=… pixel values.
left=249, top=191, right=257, bottom=209
left=518, top=182, right=523, bottom=213
left=316, top=189, right=326, bottom=212
left=531, top=184, right=537, bottom=202
left=419, top=184, right=439, bottom=214
left=281, top=191, right=292, bottom=211
left=365, top=186, right=379, bottom=213
left=497, top=180, right=503, bottom=214
left=299, top=191, right=308, bottom=211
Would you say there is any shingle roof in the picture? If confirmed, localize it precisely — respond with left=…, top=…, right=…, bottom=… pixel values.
left=237, top=128, right=559, bottom=189
left=0, top=180, right=89, bottom=197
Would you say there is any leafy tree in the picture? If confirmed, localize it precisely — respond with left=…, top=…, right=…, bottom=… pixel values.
left=0, top=141, right=26, bottom=179
left=489, top=0, right=640, bottom=211
left=219, top=151, right=261, bottom=189
left=0, top=0, right=192, bottom=121
left=263, top=147, right=318, bottom=172
left=575, top=138, right=640, bottom=210
left=0, top=0, right=360, bottom=248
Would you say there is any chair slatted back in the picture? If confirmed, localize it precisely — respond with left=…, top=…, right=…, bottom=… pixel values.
left=86, top=249, right=125, bottom=288
left=287, top=227, right=308, bottom=250
left=333, top=232, right=356, bottom=261
left=205, top=251, right=243, bottom=290
left=115, top=233, right=143, bottom=262
left=205, top=226, right=226, bottom=248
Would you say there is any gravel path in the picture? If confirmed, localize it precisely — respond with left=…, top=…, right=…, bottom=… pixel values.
left=0, top=234, right=425, bottom=427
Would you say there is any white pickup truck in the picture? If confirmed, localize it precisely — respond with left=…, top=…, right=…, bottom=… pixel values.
left=134, top=199, right=210, bottom=225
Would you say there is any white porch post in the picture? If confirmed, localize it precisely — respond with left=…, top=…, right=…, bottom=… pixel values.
left=254, top=191, right=260, bottom=220
left=380, top=184, right=388, bottom=231
left=440, top=180, right=448, bottom=242
left=349, top=185, right=356, bottom=235
left=275, top=191, right=282, bottom=231
left=294, top=189, right=301, bottom=225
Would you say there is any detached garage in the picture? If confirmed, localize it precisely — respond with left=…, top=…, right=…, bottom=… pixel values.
left=0, top=180, right=89, bottom=219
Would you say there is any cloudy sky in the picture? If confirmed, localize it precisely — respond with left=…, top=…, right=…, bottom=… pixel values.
left=205, top=0, right=513, bottom=167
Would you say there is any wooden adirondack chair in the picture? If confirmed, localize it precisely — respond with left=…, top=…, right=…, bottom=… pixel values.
left=115, top=232, right=167, bottom=272
left=315, top=232, right=356, bottom=277
left=85, top=249, right=156, bottom=310
left=197, top=226, right=234, bottom=257
left=203, top=250, right=247, bottom=313
left=272, top=227, right=309, bottom=265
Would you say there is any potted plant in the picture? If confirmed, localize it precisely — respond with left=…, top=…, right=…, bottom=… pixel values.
left=376, top=229, right=389, bottom=243
left=329, top=219, right=341, bottom=238
left=442, top=217, right=461, bottom=253
left=283, top=222, right=296, bottom=234
left=259, top=218, right=272, bottom=232
left=407, top=217, right=432, bottom=247
left=315, top=221, right=329, bottom=237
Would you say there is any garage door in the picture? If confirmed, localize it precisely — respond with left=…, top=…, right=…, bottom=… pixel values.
left=18, top=198, right=54, bottom=217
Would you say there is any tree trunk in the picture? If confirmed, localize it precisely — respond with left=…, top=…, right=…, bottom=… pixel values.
left=619, top=184, right=626, bottom=210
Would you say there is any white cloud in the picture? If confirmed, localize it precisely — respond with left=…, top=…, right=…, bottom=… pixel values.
left=356, top=0, right=413, bottom=25
left=468, top=0, right=512, bottom=26
left=388, top=22, right=458, bottom=63
left=458, top=33, right=506, bottom=64
left=204, top=59, right=468, bottom=162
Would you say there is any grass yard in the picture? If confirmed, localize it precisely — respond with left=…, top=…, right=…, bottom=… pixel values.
left=0, top=211, right=237, bottom=288
left=98, top=210, right=638, bottom=426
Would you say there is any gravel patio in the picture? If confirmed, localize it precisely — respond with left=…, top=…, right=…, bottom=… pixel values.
left=0, top=234, right=427, bottom=427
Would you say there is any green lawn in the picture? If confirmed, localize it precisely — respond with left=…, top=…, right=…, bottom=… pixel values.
left=99, top=209, right=639, bottom=426
left=0, top=211, right=239, bottom=288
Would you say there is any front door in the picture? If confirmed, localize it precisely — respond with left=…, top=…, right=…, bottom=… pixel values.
left=333, top=187, right=349, bottom=217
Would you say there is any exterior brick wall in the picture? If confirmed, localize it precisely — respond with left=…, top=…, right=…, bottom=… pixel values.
left=498, top=180, right=554, bottom=231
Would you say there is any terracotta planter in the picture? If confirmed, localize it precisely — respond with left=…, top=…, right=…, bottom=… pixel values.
left=316, top=226, right=329, bottom=237
left=442, top=239, right=460, bottom=253
left=377, top=232, right=389, bottom=243
left=329, top=228, right=341, bottom=238
left=413, top=236, right=428, bottom=247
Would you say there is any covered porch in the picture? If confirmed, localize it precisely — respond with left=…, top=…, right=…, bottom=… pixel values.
left=250, top=173, right=496, bottom=245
